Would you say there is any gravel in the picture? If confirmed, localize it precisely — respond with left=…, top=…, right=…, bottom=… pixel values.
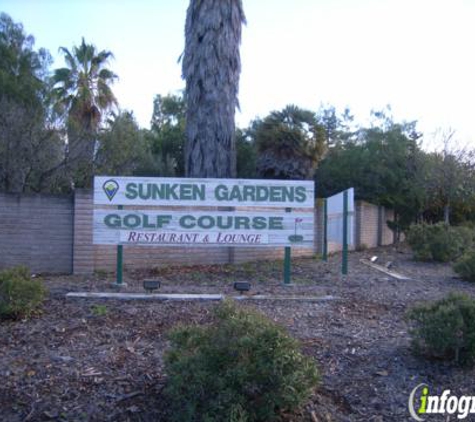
left=1, top=245, right=474, bottom=421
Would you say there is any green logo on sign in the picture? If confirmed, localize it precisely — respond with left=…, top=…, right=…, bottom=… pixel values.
left=103, top=179, right=119, bottom=201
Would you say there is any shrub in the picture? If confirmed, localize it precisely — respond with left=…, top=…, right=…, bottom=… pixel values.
left=164, top=300, right=319, bottom=422
left=406, top=223, right=474, bottom=262
left=454, top=249, right=475, bottom=282
left=91, top=304, right=108, bottom=316
left=407, top=292, right=475, bottom=365
left=0, top=266, right=46, bottom=319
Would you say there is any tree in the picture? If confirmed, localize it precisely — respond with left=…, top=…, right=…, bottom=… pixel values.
left=254, top=105, right=326, bottom=180
left=423, top=129, right=475, bottom=224
left=236, top=127, right=257, bottom=178
left=149, top=93, right=186, bottom=176
left=0, top=13, right=64, bottom=193
left=182, top=0, right=246, bottom=178
left=53, top=38, right=118, bottom=187
left=95, top=111, right=150, bottom=176
left=0, top=13, right=50, bottom=108
left=316, top=117, right=426, bottom=234
left=316, top=104, right=356, bottom=146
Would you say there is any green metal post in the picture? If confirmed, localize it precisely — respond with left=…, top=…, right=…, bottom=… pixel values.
left=323, top=198, right=328, bottom=261
left=342, top=190, right=348, bottom=275
left=116, top=205, right=123, bottom=285
left=283, top=207, right=292, bottom=285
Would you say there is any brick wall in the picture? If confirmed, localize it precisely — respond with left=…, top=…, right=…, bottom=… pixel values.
left=355, top=201, right=379, bottom=248
left=0, top=193, right=73, bottom=273
left=355, top=201, right=395, bottom=249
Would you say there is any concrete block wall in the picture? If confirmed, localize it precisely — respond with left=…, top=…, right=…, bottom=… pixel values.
left=73, top=190, right=94, bottom=274
left=0, top=193, right=73, bottom=273
left=355, top=201, right=395, bottom=249
left=355, top=201, right=377, bottom=248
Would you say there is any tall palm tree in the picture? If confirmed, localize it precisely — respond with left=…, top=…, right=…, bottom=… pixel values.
left=182, top=0, right=246, bottom=178
left=53, top=38, right=117, bottom=186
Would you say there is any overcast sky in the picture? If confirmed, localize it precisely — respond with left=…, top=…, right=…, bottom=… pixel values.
left=3, top=0, right=475, bottom=149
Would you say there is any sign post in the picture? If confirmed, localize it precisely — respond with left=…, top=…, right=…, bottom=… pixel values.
left=322, top=198, right=328, bottom=261
left=283, top=207, right=292, bottom=285
left=342, top=190, right=348, bottom=275
left=115, top=205, right=124, bottom=286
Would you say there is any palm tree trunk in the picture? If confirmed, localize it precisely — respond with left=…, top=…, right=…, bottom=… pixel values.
left=183, top=0, right=245, bottom=178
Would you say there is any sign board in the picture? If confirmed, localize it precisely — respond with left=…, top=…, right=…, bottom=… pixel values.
left=93, top=209, right=314, bottom=247
left=93, top=176, right=315, bottom=249
left=94, top=176, right=314, bottom=208
left=327, top=188, right=354, bottom=245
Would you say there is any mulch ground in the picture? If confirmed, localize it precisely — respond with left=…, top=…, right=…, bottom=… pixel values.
left=1, top=245, right=475, bottom=421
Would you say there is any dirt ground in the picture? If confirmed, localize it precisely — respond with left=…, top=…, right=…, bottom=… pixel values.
left=1, top=245, right=475, bottom=422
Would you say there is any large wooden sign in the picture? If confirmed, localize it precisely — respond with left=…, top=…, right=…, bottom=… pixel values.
left=93, top=176, right=315, bottom=248
left=94, top=209, right=313, bottom=247
left=94, top=176, right=314, bottom=208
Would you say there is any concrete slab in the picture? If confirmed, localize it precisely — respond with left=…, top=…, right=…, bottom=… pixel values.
left=66, top=292, right=338, bottom=302
left=66, top=292, right=224, bottom=301
left=360, top=259, right=411, bottom=280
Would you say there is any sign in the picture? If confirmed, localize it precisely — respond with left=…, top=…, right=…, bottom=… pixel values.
left=327, top=187, right=355, bottom=245
left=93, top=209, right=314, bottom=247
left=94, top=176, right=314, bottom=208
left=327, top=187, right=355, bottom=213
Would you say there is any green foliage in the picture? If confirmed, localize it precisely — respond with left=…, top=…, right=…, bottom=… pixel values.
left=454, top=249, right=475, bottom=282
left=53, top=37, right=118, bottom=188
left=164, top=300, right=319, bottom=422
left=0, top=13, right=66, bottom=193
left=254, top=105, right=326, bottom=180
left=0, top=13, right=51, bottom=107
left=146, top=93, right=259, bottom=179
left=91, top=304, right=108, bottom=316
left=407, top=293, right=475, bottom=365
left=316, top=116, right=425, bottom=231
left=315, top=104, right=356, bottom=146
left=407, top=223, right=474, bottom=262
left=148, top=93, right=186, bottom=176
left=96, top=111, right=150, bottom=176
left=0, top=266, right=45, bottom=319
left=422, top=131, right=475, bottom=225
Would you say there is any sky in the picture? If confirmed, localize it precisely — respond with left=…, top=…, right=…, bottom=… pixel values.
left=2, top=0, right=475, bottom=149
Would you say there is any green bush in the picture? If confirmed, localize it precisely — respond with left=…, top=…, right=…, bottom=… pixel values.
left=407, top=292, right=475, bottom=365
left=0, top=266, right=45, bottom=319
left=164, top=300, right=319, bottom=422
left=454, top=249, right=475, bottom=282
left=407, top=223, right=474, bottom=262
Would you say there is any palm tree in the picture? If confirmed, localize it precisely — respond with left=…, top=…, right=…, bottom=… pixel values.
left=255, top=105, right=327, bottom=180
left=53, top=38, right=117, bottom=186
left=182, top=0, right=246, bottom=178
